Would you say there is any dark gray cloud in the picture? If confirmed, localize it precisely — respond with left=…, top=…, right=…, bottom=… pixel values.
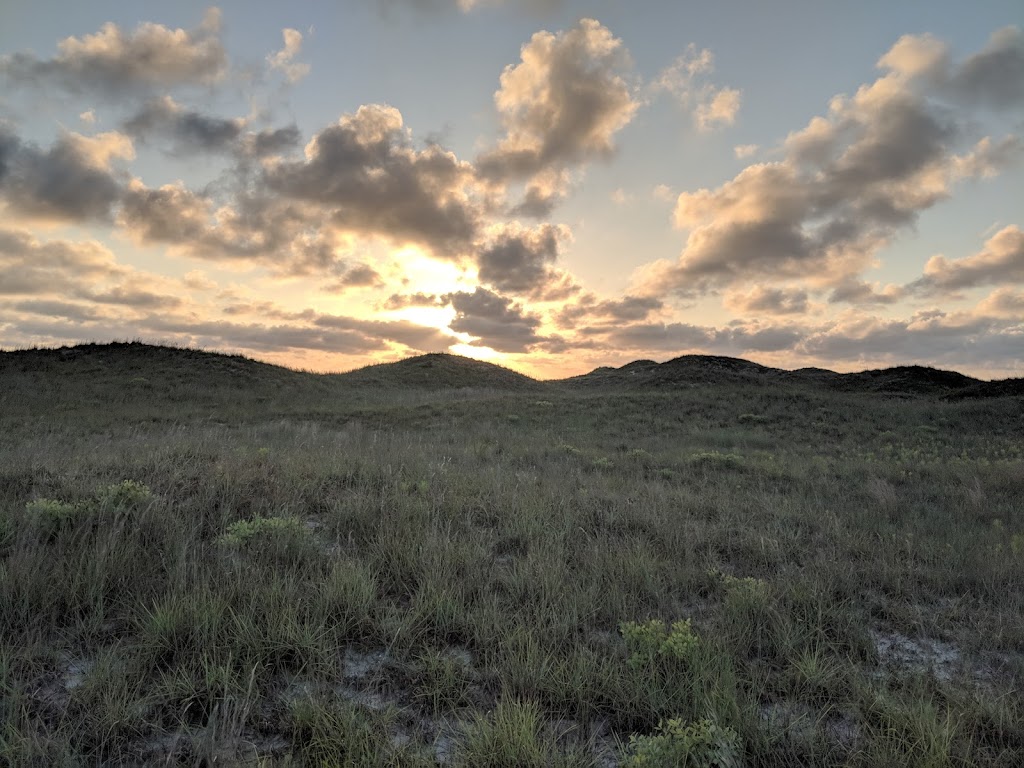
left=0, top=9, right=227, bottom=96
left=476, top=19, right=638, bottom=211
left=244, top=125, right=302, bottom=157
left=914, top=225, right=1024, bottom=293
left=265, top=104, right=481, bottom=257
left=476, top=223, right=564, bottom=295
left=949, top=27, right=1024, bottom=109
left=444, top=287, right=543, bottom=352
left=0, top=126, right=128, bottom=221
left=323, top=264, right=386, bottom=293
left=123, top=96, right=243, bottom=153
left=118, top=180, right=338, bottom=277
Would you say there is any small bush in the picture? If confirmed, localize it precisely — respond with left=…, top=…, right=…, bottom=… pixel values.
left=25, top=498, right=81, bottom=537
left=96, top=480, right=153, bottom=509
left=689, top=452, right=744, bottom=470
left=219, top=516, right=315, bottom=564
left=623, top=717, right=742, bottom=767
left=621, top=619, right=700, bottom=671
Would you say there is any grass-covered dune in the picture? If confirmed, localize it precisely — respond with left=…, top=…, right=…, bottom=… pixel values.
left=1, top=342, right=1022, bottom=766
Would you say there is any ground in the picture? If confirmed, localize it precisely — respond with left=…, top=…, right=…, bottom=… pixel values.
left=1, top=344, right=1022, bottom=766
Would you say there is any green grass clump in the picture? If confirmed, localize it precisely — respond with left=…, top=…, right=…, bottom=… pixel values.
left=624, top=717, right=742, bottom=767
left=25, top=497, right=81, bottom=537
left=218, top=516, right=314, bottom=564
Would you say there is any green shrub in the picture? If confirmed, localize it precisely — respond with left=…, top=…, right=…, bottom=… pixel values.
left=624, top=717, right=742, bottom=767
left=689, top=452, right=744, bottom=470
left=25, top=498, right=81, bottom=537
left=621, top=619, right=700, bottom=671
left=96, top=480, right=153, bottom=509
left=219, top=516, right=315, bottom=564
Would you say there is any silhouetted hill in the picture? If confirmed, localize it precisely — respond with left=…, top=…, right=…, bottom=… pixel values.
left=2, top=343, right=1018, bottom=402
left=561, top=354, right=788, bottom=388
left=337, top=353, right=541, bottom=391
left=0, top=341, right=311, bottom=393
left=560, top=356, right=1018, bottom=398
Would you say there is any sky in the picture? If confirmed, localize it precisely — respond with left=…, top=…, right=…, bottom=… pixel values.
left=0, top=1, right=1022, bottom=379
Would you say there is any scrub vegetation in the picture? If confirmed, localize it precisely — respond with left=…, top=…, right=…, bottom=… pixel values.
left=1, top=342, right=1022, bottom=766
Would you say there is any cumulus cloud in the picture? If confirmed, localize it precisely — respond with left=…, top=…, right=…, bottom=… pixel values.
left=638, top=30, right=1024, bottom=299
left=477, top=19, right=638, bottom=212
left=382, top=292, right=442, bottom=310
left=828, top=279, right=905, bottom=305
left=651, top=44, right=741, bottom=131
left=242, top=125, right=302, bottom=157
left=0, top=126, right=130, bottom=221
left=267, top=28, right=310, bottom=83
left=0, top=228, right=125, bottom=295
left=0, top=9, right=227, bottom=95
left=976, top=286, right=1024, bottom=318
left=916, top=225, right=1024, bottom=292
left=123, top=96, right=244, bottom=153
left=694, top=87, right=740, bottom=131
left=553, top=294, right=662, bottom=329
left=475, top=222, right=569, bottom=296
left=265, top=104, right=481, bottom=257
left=881, top=26, right=1024, bottom=109
left=444, top=287, right=543, bottom=352
left=118, top=178, right=335, bottom=276
left=734, top=143, right=758, bottom=159
left=724, top=286, right=810, bottom=315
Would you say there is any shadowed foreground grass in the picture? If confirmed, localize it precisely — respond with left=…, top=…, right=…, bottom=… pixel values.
left=1, top=346, right=1022, bottom=766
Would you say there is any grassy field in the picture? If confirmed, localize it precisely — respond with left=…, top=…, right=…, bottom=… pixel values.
left=1, top=343, right=1022, bottom=766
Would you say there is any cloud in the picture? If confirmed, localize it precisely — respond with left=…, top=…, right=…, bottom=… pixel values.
left=694, top=87, right=740, bottom=131
left=651, top=44, right=741, bottom=132
left=734, top=144, right=758, bottom=159
left=382, top=292, right=442, bottom=310
left=553, top=294, right=662, bottom=328
left=976, top=286, right=1024, bottom=318
left=242, top=125, right=302, bottom=157
left=322, top=263, right=385, bottom=293
left=267, top=28, right=310, bottom=83
left=916, top=225, right=1024, bottom=292
left=123, top=96, right=243, bottom=153
left=948, top=26, right=1024, bottom=108
left=0, top=126, right=130, bottom=221
left=828, top=279, right=904, bottom=305
left=477, top=19, right=638, bottom=210
left=0, top=228, right=125, bottom=295
left=444, top=287, right=543, bottom=352
left=724, top=286, right=810, bottom=315
left=638, top=31, right=1024, bottom=299
left=475, top=222, right=569, bottom=296
left=799, top=308, right=1022, bottom=365
left=0, top=9, right=227, bottom=95
left=265, top=104, right=481, bottom=257
left=377, top=0, right=564, bottom=15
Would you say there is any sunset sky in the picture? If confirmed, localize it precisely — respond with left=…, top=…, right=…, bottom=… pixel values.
left=1, top=1, right=1022, bottom=378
